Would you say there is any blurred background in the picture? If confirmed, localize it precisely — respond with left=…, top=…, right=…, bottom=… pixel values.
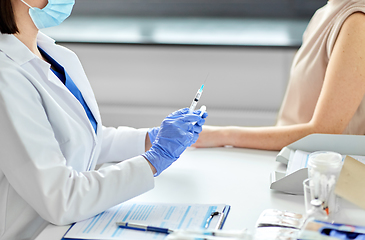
left=71, top=0, right=325, bottom=18
left=42, top=0, right=327, bottom=128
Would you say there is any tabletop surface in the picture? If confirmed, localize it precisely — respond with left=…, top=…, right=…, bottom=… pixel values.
left=35, top=147, right=365, bottom=239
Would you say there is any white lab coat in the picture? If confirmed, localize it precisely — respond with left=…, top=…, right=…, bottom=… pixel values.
left=0, top=32, right=154, bottom=240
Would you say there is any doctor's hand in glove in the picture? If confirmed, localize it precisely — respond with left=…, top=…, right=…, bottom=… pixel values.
left=143, top=108, right=208, bottom=176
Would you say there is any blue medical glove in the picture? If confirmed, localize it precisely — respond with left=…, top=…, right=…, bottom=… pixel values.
left=143, top=108, right=206, bottom=176
left=147, top=127, right=160, bottom=144
left=148, top=109, right=207, bottom=145
left=191, top=109, right=208, bottom=143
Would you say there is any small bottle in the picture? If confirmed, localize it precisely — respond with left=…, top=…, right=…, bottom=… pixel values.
left=306, top=199, right=328, bottom=221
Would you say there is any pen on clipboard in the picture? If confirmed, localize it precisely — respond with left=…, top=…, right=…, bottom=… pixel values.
left=116, top=211, right=225, bottom=235
left=116, top=222, right=174, bottom=234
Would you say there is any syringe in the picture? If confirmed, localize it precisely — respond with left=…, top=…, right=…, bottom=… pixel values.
left=189, top=84, right=204, bottom=112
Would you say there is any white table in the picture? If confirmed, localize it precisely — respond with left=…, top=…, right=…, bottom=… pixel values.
left=35, top=147, right=365, bottom=239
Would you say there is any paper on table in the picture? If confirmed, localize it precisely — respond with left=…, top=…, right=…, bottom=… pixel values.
left=286, top=150, right=310, bottom=176
left=63, top=202, right=228, bottom=240
left=335, top=156, right=365, bottom=210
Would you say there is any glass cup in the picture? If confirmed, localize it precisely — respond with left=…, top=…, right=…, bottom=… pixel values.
left=307, top=151, right=342, bottom=218
left=303, top=178, right=328, bottom=221
left=303, top=178, right=313, bottom=215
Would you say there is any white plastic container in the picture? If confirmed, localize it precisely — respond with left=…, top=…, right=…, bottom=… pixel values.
left=308, top=151, right=343, bottom=179
left=307, top=151, right=343, bottom=218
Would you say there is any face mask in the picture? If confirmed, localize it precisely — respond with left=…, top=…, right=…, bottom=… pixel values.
left=20, top=0, right=75, bottom=29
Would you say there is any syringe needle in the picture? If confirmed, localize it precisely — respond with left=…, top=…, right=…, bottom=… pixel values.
left=203, top=73, right=209, bottom=85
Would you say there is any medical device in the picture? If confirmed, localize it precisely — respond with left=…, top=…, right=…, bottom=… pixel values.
left=199, top=105, right=206, bottom=116
left=189, top=84, right=204, bottom=112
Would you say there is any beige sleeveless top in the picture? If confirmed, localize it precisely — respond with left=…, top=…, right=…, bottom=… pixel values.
left=276, top=0, right=365, bottom=134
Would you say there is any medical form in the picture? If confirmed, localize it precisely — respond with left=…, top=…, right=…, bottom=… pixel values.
left=62, top=202, right=229, bottom=240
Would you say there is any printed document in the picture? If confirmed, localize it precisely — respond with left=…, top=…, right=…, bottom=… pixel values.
left=63, top=202, right=227, bottom=240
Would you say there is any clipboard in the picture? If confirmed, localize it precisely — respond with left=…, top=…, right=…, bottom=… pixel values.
left=62, top=202, right=230, bottom=240
left=270, top=134, right=365, bottom=195
left=205, top=205, right=231, bottom=230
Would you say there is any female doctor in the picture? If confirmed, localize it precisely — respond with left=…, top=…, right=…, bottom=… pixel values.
left=0, top=0, right=207, bottom=239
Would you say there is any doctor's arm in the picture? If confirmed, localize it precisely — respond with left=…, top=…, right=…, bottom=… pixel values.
left=0, top=70, right=156, bottom=225
left=194, top=12, right=365, bottom=151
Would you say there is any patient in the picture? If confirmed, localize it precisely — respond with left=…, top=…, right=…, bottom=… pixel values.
left=194, top=0, right=365, bottom=151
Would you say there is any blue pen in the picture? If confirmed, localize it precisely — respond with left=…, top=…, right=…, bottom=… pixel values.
left=116, top=222, right=174, bottom=234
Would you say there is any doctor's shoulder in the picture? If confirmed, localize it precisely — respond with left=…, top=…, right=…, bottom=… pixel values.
left=0, top=54, right=41, bottom=97
left=0, top=53, right=30, bottom=78
left=0, top=54, right=24, bottom=79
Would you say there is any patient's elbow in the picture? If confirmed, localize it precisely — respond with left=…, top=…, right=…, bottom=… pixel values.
left=310, top=119, right=347, bottom=135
